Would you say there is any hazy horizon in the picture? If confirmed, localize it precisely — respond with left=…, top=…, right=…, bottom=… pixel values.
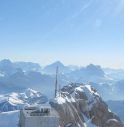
left=1, top=58, right=124, bottom=70
left=0, top=0, right=124, bottom=68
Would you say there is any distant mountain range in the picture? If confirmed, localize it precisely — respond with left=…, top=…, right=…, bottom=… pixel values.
left=43, top=61, right=71, bottom=74
left=0, top=59, right=41, bottom=76
left=0, top=59, right=124, bottom=100
left=0, top=59, right=123, bottom=125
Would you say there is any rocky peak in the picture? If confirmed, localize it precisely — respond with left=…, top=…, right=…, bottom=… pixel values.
left=86, top=64, right=105, bottom=76
left=50, top=83, right=124, bottom=127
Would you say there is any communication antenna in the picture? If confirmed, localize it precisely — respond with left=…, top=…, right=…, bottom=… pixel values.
left=58, top=81, right=61, bottom=97
left=55, top=66, right=59, bottom=98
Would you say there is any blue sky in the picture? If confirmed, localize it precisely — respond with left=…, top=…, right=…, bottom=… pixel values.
left=0, top=0, right=124, bottom=68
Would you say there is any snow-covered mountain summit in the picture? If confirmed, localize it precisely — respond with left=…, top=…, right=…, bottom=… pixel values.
left=50, top=83, right=124, bottom=127
left=0, top=88, right=48, bottom=112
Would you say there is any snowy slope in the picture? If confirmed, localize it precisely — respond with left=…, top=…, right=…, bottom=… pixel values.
left=0, top=88, right=48, bottom=112
left=0, top=111, right=19, bottom=127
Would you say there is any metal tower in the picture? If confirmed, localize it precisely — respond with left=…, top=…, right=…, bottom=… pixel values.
left=55, top=66, right=58, bottom=98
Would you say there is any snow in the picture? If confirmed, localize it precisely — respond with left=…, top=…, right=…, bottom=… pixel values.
left=0, top=88, right=43, bottom=105
left=55, top=96, right=66, bottom=104
left=0, top=88, right=47, bottom=112
left=77, top=123, right=81, bottom=127
left=75, top=87, right=84, bottom=92
left=9, top=92, right=24, bottom=104
left=0, top=111, right=19, bottom=127
left=0, top=92, right=24, bottom=106
left=65, top=96, right=76, bottom=103
left=70, top=96, right=76, bottom=102
left=53, top=92, right=76, bottom=104
left=75, top=85, right=100, bottom=111
left=108, top=108, right=112, bottom=112
left=25, top=88, right=41, bottom=98
left=54, top=85, right=100, bottom=111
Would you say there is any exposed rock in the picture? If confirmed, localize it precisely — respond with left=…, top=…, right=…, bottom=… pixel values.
left=50, top=83, right=124, bottom=127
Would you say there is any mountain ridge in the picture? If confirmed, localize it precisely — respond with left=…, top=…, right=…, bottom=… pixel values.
left=50, top=83, right=124, bottom=127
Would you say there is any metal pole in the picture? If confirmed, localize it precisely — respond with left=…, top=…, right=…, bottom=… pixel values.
left=55, top=66, right=58, bottom=98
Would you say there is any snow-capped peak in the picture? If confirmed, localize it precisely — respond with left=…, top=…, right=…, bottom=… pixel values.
left=50, top=83, right=124, bottom=127
left=24, top=88, right=42, bottom=98
left=0, top=88, right=48, bottom=112
left=54, top=84, right=100, bottom=106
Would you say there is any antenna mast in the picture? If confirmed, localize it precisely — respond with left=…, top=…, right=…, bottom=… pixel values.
left=55, top=66, right=58, bottom=98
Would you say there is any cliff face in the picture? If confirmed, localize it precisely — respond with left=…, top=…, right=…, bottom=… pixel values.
left=50, top=83, right=124, bottom=127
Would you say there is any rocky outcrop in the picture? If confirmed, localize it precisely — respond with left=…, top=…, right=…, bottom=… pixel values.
left=50, top=83, right=124, bottom=127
